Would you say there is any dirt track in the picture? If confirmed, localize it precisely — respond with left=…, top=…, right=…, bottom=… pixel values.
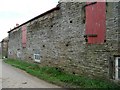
left=1, top=59, right=60, bottom=88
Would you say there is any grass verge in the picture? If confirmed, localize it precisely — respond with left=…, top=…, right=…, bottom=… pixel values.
left=4, top=58, right=120, bottom=88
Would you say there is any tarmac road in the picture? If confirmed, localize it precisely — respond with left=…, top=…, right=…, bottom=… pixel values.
left=1, top=59, right=60, bottom=88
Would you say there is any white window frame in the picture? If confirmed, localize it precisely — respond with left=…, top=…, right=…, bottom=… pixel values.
left=34, top=54, right=40, bottom=63
left=115, top=57, right=120, bottom=80
left=17, top=51, right=21, bottom=58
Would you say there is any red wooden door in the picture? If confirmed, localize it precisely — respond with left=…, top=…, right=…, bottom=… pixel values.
left=85, top=1, right=106, bottom=44
left=22, top=25, right=27, bottom=48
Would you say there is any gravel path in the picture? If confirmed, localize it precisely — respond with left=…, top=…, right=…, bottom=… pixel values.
left=1, top=59, right=60, bottom=88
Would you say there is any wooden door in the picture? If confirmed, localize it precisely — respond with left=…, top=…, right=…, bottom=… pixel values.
left=85, top=1, right=106, bottom=44
left=22, top=25, right=27, bottom=48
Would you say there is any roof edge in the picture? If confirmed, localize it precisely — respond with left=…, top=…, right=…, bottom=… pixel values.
left=8, top=6, right=60, bottom=33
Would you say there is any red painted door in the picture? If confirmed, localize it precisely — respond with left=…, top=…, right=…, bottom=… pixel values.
left=85, top=1, right=106, bottom=44
left=22, top=25, right=27, bottom=48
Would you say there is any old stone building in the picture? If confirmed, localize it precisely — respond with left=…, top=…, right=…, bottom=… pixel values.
left=8, top=2, right=120, bottom=81
left=1, top=37, right=9, bottom=58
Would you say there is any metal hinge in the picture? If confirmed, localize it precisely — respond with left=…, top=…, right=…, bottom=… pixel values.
left=84, top=34, right=97, bottom=42
left=84, top=34, right=97, bottom=37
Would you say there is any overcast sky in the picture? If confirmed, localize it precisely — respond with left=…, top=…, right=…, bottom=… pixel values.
left=0, top=0, right=59, bottom=41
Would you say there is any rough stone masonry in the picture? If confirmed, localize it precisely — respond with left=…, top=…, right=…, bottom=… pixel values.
left=8, top=2, right=120, bottom=81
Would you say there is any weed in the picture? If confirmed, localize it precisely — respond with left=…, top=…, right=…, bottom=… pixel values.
left=4, top=58, right=120, bottom=88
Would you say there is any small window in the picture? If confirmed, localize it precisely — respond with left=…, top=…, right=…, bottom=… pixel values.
left=33, top=49, right=41, bottom=63
left=115, top=57, right=120, bottom=80
left=34, top=54, right=40, bottom=63
left=17, top=51, right=21, bottom=58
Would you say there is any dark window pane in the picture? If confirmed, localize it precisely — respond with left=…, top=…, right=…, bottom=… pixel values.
left=34, top=55, right=40, bottom=60
left=118, top=59, right=120, bottom=67
left=38, top=56, right=40, bottom=60
left=36, top=55, right=38, bottom=60
left=35, top=55, right=37, bottom=59
left=37, top=56, right=39, bottom=60
left=118, top=69, right=120, bottom=79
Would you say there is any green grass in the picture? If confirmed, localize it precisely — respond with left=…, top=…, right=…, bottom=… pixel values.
left=4, top=58, right=120, bottom=88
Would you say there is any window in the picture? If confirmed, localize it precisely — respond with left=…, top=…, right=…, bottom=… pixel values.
left=34, top=54, right=40, bottom=63
left=115, top=57, right=120, bottom=80
left=33, top=49, right=40, bottom=63
left=17, top=51, right=21, bottom=58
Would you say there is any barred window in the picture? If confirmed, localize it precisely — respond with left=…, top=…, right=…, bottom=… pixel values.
left=34, top=49, right=40, bottom=63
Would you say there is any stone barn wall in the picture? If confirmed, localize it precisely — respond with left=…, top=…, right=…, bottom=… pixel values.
left=1, top=37, right=9, bottom=58
left=8, top=2, right=120, bottom=80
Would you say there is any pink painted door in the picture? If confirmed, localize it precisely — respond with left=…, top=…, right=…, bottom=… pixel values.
left=85, top=1, right=106, bottom=44
left=22, top=25, right=27, bottom=48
